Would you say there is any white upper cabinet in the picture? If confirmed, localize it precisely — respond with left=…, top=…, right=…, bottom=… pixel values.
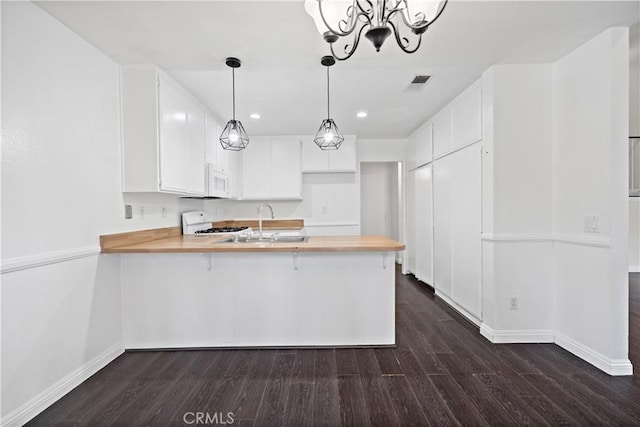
left=205, top=113, right=230, bottom=174
left=432, top=109, right=452, bottom=159
left=185, top=97, right=206, bottom=195
left=301, top=136, right=358, bottom=172
left=121, top=66, right=205, bottom=196
left=414, top=122, right=433, bottom=167
left=432, top=80, right=482, bottom=160
left=451, top=82, right=482, bottom=149
left=405, top=134, right=418, bottom=171
left=241, top=138, right=302, bottom=199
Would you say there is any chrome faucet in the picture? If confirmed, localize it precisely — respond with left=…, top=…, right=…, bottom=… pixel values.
left=258, top=203, right=274, bottom=240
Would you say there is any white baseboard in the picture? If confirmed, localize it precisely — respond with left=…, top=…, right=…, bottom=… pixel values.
left=480, top=324, right=554, bottom=343
left=479, top=325, right=633, bottom=376
left=435, top=291, right=481, bottom=327
left=630, top=266, right=640, bottom=273
left=2, top=343, right=124, bottom=426
left=555, top=332, right=633, bottom=376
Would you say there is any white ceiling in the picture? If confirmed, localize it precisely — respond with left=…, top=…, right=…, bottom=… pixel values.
left=36, top=0, right=640, bottom=138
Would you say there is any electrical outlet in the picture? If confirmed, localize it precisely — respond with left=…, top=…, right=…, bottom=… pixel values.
left=584, top=215, right=600, bottom=233
left=509, top=297, right=518, bottom=310
left=139, top=206, right=145, bottom=219
left=161, top=206, right=167, bottom=218
left=321, top=206, right=328, bottom=215
left=124, top=205, right=132, bottom=219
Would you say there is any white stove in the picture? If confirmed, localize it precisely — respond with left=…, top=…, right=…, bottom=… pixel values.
left=181, top=211, right=251, bottom=236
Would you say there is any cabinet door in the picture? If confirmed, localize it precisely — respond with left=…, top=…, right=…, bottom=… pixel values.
left=405, top=134, right=418, bottom=172
left=158, top=77, right=187, bottom=192
left=271, top=140, right=301, bottom=198
left=227, top=150, right=241, bottom=199
left=415, top=123, right=433, bottom=167
left=414, top=165, right=433, bottom=285
left=302, top=139, right=329, bottom=172
left=328, top=137, right=357, bottom=171
left=205, top=113, right=218, bottom=166
left=241, top=138, right=271, bottom=198
left=433, top=110, right=452, bottom=159
left=451, top=145, right=482, bottom=317
left=186, top=99, right=205, bottom=195
left=452, top=83, right=482, bottom=150
left=433, top=154, right=453, bottom=297
left=405, top=170, right=416, bottom=274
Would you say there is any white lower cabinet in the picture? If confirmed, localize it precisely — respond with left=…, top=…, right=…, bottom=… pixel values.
left=121, top=66, right=205, bottom=195
left=241, top=138, right=302, bottom=199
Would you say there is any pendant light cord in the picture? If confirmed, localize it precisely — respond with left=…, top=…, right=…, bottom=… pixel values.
left=326, top=66, right=330, bottom=120
left=232, top=67, right=236, bottom=121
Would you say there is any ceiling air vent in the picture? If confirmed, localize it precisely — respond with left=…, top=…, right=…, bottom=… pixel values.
left=404, top=75, right=431, bottom=92
left=411, top=75, right=431, bottom=84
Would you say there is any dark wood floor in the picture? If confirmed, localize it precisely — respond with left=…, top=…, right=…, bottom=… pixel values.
left=29, top=269, right=640, bottom=426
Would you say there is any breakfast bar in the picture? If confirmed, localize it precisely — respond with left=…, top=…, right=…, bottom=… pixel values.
left=101, top=227, right=404, bottom=349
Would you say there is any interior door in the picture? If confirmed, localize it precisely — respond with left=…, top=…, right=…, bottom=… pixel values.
left=361, top=172, right=388, bottom=236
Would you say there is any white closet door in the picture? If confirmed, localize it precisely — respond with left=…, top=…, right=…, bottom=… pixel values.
left=405, top=170, right=416, bottom=274
left=433, top=155, right=453, bottom=297
left=451, top=144, right=482, bottom=317
left=414, top=165, right=433, bottom=285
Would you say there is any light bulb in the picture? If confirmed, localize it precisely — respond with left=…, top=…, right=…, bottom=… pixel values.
left=324, top=132, right=334, bottom=142
left=229, top=129, right=239, bottom=142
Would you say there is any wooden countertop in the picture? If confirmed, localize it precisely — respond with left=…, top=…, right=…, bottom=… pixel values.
left=100, top=228, right=404, bottom=253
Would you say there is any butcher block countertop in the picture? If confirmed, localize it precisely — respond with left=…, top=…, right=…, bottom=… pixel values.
left=100, top=226, right=404, bottom=254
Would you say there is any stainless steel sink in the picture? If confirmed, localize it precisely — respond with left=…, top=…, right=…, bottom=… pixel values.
left=212, top=235, right=308, bottom=244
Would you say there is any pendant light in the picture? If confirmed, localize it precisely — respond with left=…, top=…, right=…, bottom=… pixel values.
left=314, top=55, right=344, bottom=150
left=219, top=57, right=249, bottom=151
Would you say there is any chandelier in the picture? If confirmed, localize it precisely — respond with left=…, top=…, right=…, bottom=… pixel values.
left=304, top=0, right=448, bottom=61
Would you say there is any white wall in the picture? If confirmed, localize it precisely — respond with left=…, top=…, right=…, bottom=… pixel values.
left=552, top=28, right=630, bottom=374
left=0, top=2, right=192, bottom=423
left=357, top=139, right=406, bottom=162
left=630, top=22, right=640, bottom=272
left=480, top=64, right=555, bottom=338
left=630, top=22, right=639, bottom=137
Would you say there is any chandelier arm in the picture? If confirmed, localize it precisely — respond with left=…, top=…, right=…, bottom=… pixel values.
left=356, top=0, right=374, bottom=15
left=388, top=19, right=422, bottom=53
left=329, top=21, right=368, bottom=61
left=391, top=0, right=448, bottom=31
left=318, top=0, right=360, bottom=36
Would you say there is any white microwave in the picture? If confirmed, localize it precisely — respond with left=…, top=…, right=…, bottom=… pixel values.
left=206, top=163, right=229, bottom=198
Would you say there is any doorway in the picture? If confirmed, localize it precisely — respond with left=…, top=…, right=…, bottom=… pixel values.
left=360, top=162, right=400, bottom=242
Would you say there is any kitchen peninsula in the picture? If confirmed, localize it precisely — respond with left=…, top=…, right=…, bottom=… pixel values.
left=101, top=226, right=404, bottom=349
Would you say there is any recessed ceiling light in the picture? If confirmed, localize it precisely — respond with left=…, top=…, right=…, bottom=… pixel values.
left=250, top=113, right=261, bottom=119
left=356, top=111, right=368, bottom=118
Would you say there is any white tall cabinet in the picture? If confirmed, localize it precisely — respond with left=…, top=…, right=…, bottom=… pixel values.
left=121, top=66, right=205, bottom=195
left=405, top=80, right=483, bottom=323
